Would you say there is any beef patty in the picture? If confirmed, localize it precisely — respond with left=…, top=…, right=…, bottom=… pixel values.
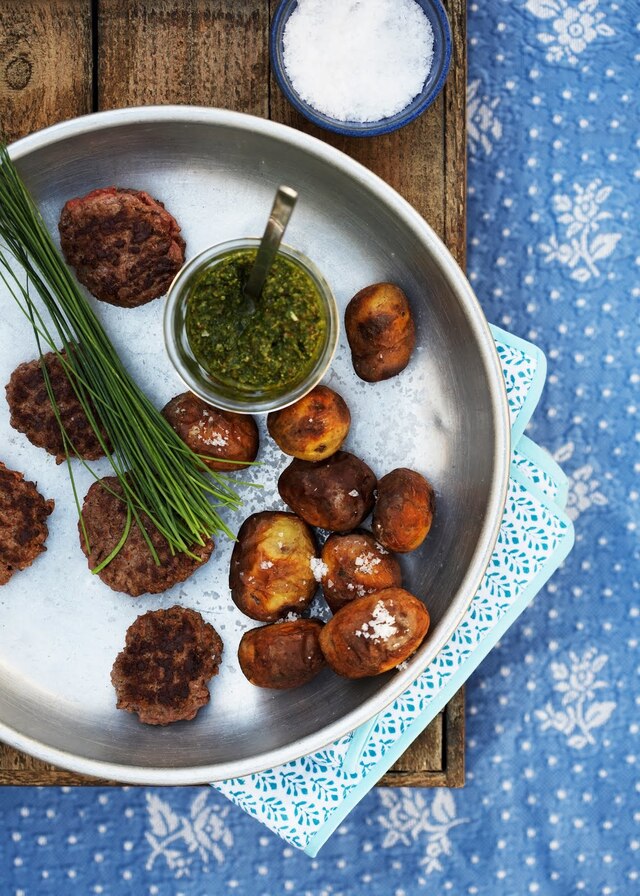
left=111, top=606, right=223, bottom=725
left=79, top=475, right=214, bottom=596
left=0, top=461, right=54, bottom=585
left=6, top=350, right=109, bottom=464
left=58, top=187, right=186, bottom=307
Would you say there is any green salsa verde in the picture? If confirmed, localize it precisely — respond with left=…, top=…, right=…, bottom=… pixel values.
left=185, top=249, right=327, bottom=393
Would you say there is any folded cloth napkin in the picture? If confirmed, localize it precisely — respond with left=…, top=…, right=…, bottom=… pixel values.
left=213, top=327, right=575, bottom=855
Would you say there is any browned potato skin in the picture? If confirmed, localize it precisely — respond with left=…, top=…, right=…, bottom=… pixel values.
left=278, top=451, right=376, bottom=533
left=352, top=333, right=415, bottom=383
left=238, top=619, right=326, bottom=689
left=229, top=511, right=317, bottom=621
left=267, top=385, right=351, bottom=461
left=345, top=283, right=416, bottom=382
left=319, top=587, right=430, bottom=679
left=372, top=468, right=435, bottom=553
left=162, top=392, right=259, bottom=471
left=320, top=530, right=402, bottom=613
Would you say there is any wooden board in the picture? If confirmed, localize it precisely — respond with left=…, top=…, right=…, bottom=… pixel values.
left=0, top=0, right=92, bottom=142
left=0, top=0, right=466, bottom=788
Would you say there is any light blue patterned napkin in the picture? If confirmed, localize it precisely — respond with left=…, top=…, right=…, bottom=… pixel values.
left=213, top=328, right=575, bottom=854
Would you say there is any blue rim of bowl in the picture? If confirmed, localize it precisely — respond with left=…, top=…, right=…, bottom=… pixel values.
left=270, top=0, right=453, bottom=138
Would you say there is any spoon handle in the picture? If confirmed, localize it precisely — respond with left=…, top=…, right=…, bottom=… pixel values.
left=244, top=185, right=298, bottom=303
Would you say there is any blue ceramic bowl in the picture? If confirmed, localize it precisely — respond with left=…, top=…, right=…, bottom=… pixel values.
left=270, top=0, right=452, bottom=138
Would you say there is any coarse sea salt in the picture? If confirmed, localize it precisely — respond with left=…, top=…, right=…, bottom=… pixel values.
left=355, top=600, right=398, bottom=641
left=282, top=0, right=435, bottom=123
left=309, top=557, right=329, bottom=581
left=198, top=432, right=228, bottom=448
left=354, top=551, right=382, bottom=575
left=276, top=611, right=301, bottom=624
left=193, top=413, right=228, bottom=447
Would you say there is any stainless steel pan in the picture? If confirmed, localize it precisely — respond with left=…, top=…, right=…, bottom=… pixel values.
left=0, top=107, right=509, bottom=783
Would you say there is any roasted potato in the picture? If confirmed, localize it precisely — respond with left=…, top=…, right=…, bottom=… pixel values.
left=320, top=530, right=402, bottom=612
left=278, top=451, right=376, bottom=532
left=238, top=619, right=326, bottom=689
left=229, top=511, right=317, bottom=621
left=345, top=282, right=415, bottom=382
left=267, top=385, right=351, bottom=461
left=372, top=468, right=435, bottom=553
left=162, top=391, right=259, bottom=471
left=319, top=587, right=430, bottom=678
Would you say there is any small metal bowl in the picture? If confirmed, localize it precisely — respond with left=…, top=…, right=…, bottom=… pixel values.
left=271, top=0, right=452, bottom=138
left=164, top=238, right=339, bottom=414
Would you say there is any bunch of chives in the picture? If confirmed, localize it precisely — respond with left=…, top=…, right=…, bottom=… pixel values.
left=0, top=144, right=242, bottom=567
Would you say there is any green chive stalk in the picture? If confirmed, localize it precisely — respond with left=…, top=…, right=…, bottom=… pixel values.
left=0, top=144, right=242, bottom=564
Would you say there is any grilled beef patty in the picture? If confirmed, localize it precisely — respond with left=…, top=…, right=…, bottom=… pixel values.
left=79, top=475, right=214, bottom=596
left=59, top=187, right=186, bottom=307
left=111, top=606, right=223, bottom=725
left=0, top=461, right=54, bottom=585
left=6, top=350, right=109, bottom=464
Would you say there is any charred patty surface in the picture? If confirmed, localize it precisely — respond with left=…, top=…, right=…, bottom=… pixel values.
left=58, top=187, right=186, bottom=307
left=79, top=476, right=214, bottom=596
left=111, top=606, right=223, bottom=725
left=0, top=461, right=54, bottom=585
left=6, top=350, right=109, bottom=464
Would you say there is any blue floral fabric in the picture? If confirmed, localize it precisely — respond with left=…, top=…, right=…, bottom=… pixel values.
left=1, top=1, right=638, bottom=893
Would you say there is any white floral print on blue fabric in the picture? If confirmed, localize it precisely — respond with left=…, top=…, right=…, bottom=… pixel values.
left=554, top=442, right=608, bottom=520
left=540, top=179, right=621, bottom=282
left=524, top=0, right=615, bottom=65
left=467, top=78, right=503, bottom=155
left=377, top=790, right=468, bottom=874
left=535, top=648, right=616, bottom=749
left=145, top=792, right=233, bottom=877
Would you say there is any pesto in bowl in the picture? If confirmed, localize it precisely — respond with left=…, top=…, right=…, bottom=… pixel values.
left=164, top=238, right=338, bottom=414
left=185, top=249, right=326, bottom=394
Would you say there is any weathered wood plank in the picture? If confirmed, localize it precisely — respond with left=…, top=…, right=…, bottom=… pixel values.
left=0, top=0, right=92, bottom=142
left=97, top=0, right=269, bottom=115
left=387, top=713, right=444, bottom=774
left=379, top=688, right=465, bottom=787
left=269, top=77, right=445, bottom=241
left=443, top=0, right=467, bottom=269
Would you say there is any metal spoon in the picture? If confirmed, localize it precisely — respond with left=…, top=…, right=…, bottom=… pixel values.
left=243, top=185, right=298, bottom=311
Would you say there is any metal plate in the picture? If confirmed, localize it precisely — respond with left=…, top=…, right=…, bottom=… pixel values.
left=0, top=107, right=509, bottom=784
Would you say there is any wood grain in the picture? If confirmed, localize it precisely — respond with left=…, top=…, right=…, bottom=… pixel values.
left=269, top=92, right=446, bottom=239
left=0, top=0, right=467, bottom=788
left=0, top=0, right=92, bottom=142
left=97, top=0, right=269, bottom=115
left=380, top=688, right=465, bottom=787
left=443, top=0, right=467, bottom=269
